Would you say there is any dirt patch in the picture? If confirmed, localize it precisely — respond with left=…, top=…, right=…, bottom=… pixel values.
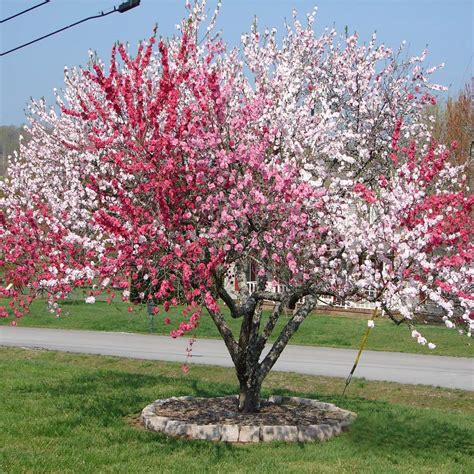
left=154, top=396, right=342, bottom=426
left=127, top=413, right=147, bottom=430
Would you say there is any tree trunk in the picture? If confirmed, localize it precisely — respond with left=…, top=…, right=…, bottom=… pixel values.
left=207, top=282, right=318, bottom=414
left=238, top=377, right=262, bottom=413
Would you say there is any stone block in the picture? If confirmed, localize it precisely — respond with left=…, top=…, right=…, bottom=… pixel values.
left=339, top=411, right=357, bottom=427
left=308, top=400, right=326, bottom=408
left=298, top=425, right=324, bottom=442
left=288, top=396, right=304, bottom=404
left=191, top=424, right=221, bottom=441
left=147, top=416, right=169, bottom=432
left=298, top=398, right=318, bottom=406
left=141, top=405, right=156, bottom=418
left=318, top=424, right=333, bottom=440
left=220, top=424, right=240, bottom=442
left=152, top=399, right=166, bottom=409
left=238, top=425, right=260, bottom=443
left=268, top=395, right=283, bottom=405
left=141, top=396, right=356, bottom=444
left=164, top=420, right=193, bottom=437
left=316, top=402, right=337, bottom=411
left=261, top=425, right=298, bottom=442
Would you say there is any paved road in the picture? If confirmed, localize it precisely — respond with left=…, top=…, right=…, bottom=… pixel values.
left=1, top=327, right=473, bottom=390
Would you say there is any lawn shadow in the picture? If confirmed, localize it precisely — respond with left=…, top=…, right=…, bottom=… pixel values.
left=30, top=368, right=239, bottom=421
left=267, top=387, right=473, bottom=460
left=16, top=361, right=473, bottom=464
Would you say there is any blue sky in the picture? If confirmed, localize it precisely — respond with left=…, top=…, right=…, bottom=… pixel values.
left=1, top=0, right=472, bottom=125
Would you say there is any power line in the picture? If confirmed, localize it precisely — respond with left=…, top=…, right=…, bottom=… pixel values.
left=1, top=10, right=115, bottom=57
left=0, top=1, right=140, bottom=57
left=1, top=0, right=51, bottom=25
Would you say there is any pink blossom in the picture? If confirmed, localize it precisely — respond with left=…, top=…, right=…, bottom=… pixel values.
left=0, top=1, right=471, bottom=388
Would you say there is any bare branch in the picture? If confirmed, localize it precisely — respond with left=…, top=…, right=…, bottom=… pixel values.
left=217, top=285, right=242, bottom=318
left=205, top=305, right=240, bottom=364
left=235, top=260, right=249, bottom=301
left=258, top=298, right=286, bottom=350
left=382, top=302, right=406, bottom=326
left=253, top=291, right=284, bottom=302
left=258, top=295, right=318, bottom=381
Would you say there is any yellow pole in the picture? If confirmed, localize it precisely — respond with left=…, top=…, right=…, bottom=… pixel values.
left=342, top=307, right=379, bottom=395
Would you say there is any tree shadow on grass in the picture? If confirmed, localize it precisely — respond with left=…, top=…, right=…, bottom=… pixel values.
left=268, top=388, right=473, bottom=461
left=347, top=403, right=472, bottom=457
left=27, top=368, right=238, bottom=421
left=14, top=366, right=473, bottom=464
left=16, top=368, right=244, bottom=460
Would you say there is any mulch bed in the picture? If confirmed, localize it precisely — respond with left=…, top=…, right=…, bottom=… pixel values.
left=154, top=397, right=341, bottom=426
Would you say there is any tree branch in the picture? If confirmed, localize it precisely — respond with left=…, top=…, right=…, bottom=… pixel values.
left=217, top=284, right=241, bottom=318
left=257, top=298, right=286, bottom=351
left=253, top=291, right=284, bottom=302
left=235, top=260, right=249, bottom=301
left=248, top=300, right=263, bottom=356
left=258, top=295, right=318, bottom=382
left=205, top=304, right=240, bottom=365
left=382, top=302, right=406, bottom=326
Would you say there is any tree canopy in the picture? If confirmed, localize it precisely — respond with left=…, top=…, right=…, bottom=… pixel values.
left=1, top=1, right=472, bottom=412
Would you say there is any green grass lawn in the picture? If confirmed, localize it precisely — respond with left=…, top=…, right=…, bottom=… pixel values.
left=1, top=298, right=472, bottom=358
left=0, top=347, right=472, bottom=473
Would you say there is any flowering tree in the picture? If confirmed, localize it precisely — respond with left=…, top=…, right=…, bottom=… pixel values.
left=1, top=2, right=472, bottom=412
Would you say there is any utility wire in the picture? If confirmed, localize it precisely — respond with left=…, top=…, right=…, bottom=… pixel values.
left=1, top=0, right=51, bottom=25
left=1, top=1, right=140, bottom=57
left=1, top=10, right=115, bottom=57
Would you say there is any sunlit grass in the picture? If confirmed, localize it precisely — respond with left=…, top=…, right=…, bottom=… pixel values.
left=1, top=347, right=472, bottom=473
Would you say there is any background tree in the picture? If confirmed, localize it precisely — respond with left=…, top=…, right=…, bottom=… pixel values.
left=1, top=1, right=472, bottom=413
left=424, top=84, right=473, bottom=188
left=0, top=125, right=30, bottom=177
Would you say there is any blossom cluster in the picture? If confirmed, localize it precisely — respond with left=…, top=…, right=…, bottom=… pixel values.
left=0, top=1, right=472, bottom=348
